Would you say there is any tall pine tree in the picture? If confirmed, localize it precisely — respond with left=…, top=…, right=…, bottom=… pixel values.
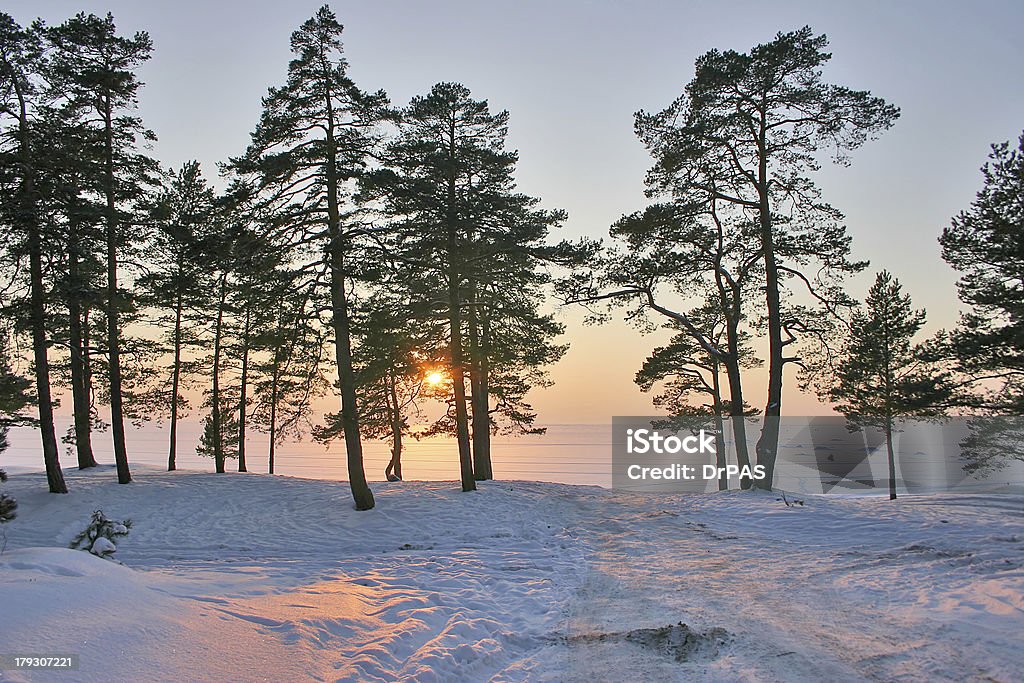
left=141, top=161, right=217, bottom=471
left=634, top=27, right=898, bottom=488
left=0, top=14, right=67, bottom=492
left=229, top=6, right=387, bottom=508
left=47, top=13, right=160, bottom=484
left=365, top=82, right=569, bottom=488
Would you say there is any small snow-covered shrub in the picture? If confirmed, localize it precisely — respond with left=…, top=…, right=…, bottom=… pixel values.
left=69, top=510, right=132, bottom=559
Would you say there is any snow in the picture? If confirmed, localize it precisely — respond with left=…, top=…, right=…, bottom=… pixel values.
left=87, top=537, right=116, bottom=557
left=1, top=464, right=1022, bottom=682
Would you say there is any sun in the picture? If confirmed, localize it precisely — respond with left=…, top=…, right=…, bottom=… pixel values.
left=425, top=372, right=444, bottom=386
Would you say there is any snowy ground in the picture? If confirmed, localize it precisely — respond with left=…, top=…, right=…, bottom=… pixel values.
left=1, top=466, right=1022, bottom=682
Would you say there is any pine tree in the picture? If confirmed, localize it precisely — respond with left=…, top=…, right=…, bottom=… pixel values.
left=197, top=213, right=242, bottom=475
left=229, top=6, right=386, bottom=509
left=940, top=132, right=1024, bottom=411
left=36, top=111, right=104, bottom=470
left=196, top=397, right=240, bottom=464
left=634, top=27, right=898, bottom=488
left=69, top=510, right=132, bottom=558
left=827, top=272, right=953, bottom=499
left=140, top=161, right=217, bottom=471
left=561, top=195, right=763, bottom=487
left=228, top=223, right=283, bottom=474
left=250, top=272, right=329, bottom=475
left=0, top=14, right=67, bottom=493
left=47, top=12, right=160, bottom=484
left=364, top=82, right=569, bottom=488
left=345, top=293, right=440, bottom=481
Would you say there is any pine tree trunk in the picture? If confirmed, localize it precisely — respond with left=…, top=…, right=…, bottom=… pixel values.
left=467, top=281, right=492, bottom=480
left=385, top=371, right=403, bottom=481
left=754, top=128, right=781, bottom=492
left=324, top=102, right=373, bottom=510
left=237, top=306, right=250, bottom=473
left=473, top=315, right=492, bottom=480
left=391, top=429, right=403, bottom=480
left=83, top=306, right=93, bottom=422
left=29, top=230, right=66, bottom=493
left=472, top=366, right=491, bottom=480
left=885, top=418, right=897, bottom=500
left=711, top=207, right=752, bottom=489
left=103, top=99, right=131, bottom=485
left=212, top=273, right=227, bottom=474
left=67, top=210, right=97, bottom=469
left=268, top=357, right=279, bottom=475
left=712, top=360, right=728, bottom=491
left=330, top=246, right=374, bottom=508
left=11, top=75, right=67, bottom=493
left=723, top=354, right=752, bottom=489
left=168, top=279, right=184, bottom=471
left=267, top=296, right=285, bottom=475
left=445, top=115, right=475, bottom=493
left=448, top=277, right=476, bottom=492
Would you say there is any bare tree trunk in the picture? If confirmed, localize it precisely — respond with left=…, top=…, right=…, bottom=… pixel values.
left=330, top=247, right=374, bottom=508
left=212, top=273, right=226, bottom=474
left=467, top=282, right=492, bottom=480
left=711, top=360, right=727, bottom=491
left=475, top=315, right=492, bottom=479
left=29, top=231, right=66, bottom=493
left=448, top=277, right=476, bottom=492
left=83, top=307, right=94, bottom=424
left=237, top=306, right=250, bottom=473
left=885, top=418, right=897, bottom=500
left=268, top=355, right=279, bottom=475
left=267, top=295, right=286, bottom=475
left=723, top=359, right=753, bottom=490
left=323, top=113, right=373, bottom=510
left=754, top=129, right=781, bottom=491
left=384, top=371, right=404, bottom=481
left=168, top=276, right=184, bottom=471
left=102, top=100, right=130, bottom=484
left=67, top=210, right=97, bottom=469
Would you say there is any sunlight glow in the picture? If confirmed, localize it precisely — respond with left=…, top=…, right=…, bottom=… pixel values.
left=425, top=372, right=444, bottom=386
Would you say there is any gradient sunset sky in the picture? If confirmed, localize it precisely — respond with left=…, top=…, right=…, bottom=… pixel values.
left=7, top=0, right=1023, bottom=423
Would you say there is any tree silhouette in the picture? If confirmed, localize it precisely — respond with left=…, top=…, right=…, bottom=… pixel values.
left=940, top=132, right=1024, bottom=412
left=47, top=12, right=160, bottom=484
left=0, top=14, right=67, bottom=493
left=365, top=82, right=570, bottom=488
left=827, top=272, right=953, bottom=499
left=229, top=6, right=387, bottom=509
left=142, top=161, right=217, bottom=471
left=250, top=272, right=329, bottom=475
left=634, top=27, right=898, bottom=488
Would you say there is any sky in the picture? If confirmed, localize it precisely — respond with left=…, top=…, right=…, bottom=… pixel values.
left=7, top=0, right=1024, bottom=424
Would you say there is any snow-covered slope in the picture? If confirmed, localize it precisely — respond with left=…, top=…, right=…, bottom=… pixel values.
left=1, top=466, right=1022, bottom=682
